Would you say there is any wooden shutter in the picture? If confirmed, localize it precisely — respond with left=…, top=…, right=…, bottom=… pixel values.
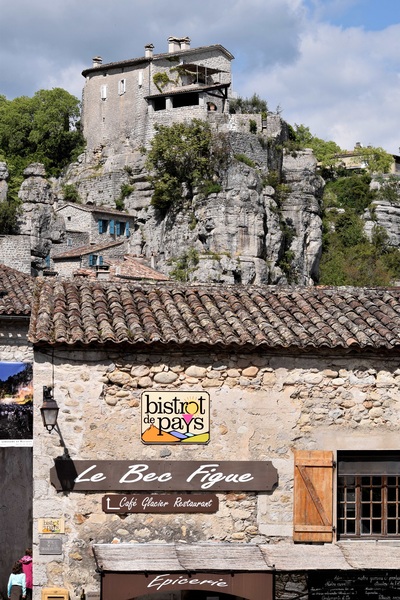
left=293, top=450, right=334, bottom=543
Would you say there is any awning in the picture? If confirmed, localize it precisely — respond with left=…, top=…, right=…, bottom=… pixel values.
left=93, top=541, right=400, bottom=573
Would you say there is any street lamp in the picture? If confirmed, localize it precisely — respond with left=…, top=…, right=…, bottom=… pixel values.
left=40, top=386, right=59, bottom=433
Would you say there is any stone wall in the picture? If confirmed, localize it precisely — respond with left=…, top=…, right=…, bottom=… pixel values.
left=0, top=234, right=31, bottom=274
left=81, top=46, right=232, bottom=156
left=32, top=346, right=400, bottom=599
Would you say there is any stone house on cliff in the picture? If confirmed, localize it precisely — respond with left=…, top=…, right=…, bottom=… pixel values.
left=81, top=37, right=234, bottom=157
left=26, top=279, right=400, bottom=600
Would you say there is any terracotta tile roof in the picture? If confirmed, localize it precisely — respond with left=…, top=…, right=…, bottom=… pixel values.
left=107, top=256, right=169, bottom=281
left=0, top=264, right=33, bottom=316
left=28, top=280, right=400, bottom=351
left=71, top=256, right=169, bottom=281
left=53, top=241, right=124, bottom=260
left=57, top=203, right=132, bottom=218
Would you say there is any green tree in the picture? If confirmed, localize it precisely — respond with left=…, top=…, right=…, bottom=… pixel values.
left=325, top=174, right=375, bottom=213
left=292, top=124, right=342, bottom=168
left=0, top=88, right=85, bottom=177
left=229, top=93, right=268, bottom=115
left=145, top=120, right=227, bottom=209
left=353, top=145, right=394, bottom=174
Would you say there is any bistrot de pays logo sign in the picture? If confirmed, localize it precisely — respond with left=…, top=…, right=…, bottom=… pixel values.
left=141, top=391, right=210, bottom=444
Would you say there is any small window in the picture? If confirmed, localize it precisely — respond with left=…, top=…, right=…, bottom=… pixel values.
left=67, top=238, right=72, bottom=247
left=337, top=451, right=400, bottom=539
left=101, top=84, right=107, bottom=100
left=89, top=254, right=103, bottom=267
left=118, top=79, right=126, bottom=95
left=172, top=92, right=199, bottom=108
left=98, top=219, right=108, bottom=234
left=153, top=97, right=166, bottom=112
left=116, top=221, right=126, bottom=236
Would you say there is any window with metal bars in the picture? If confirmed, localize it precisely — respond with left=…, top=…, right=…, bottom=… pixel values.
left=337, top=452, right=400, bottom=539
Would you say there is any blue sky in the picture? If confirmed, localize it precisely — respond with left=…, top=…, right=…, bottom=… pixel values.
left=304, top=0, right=400, bottom=30
left=1, top=0, right=400, bottom=153
left=0, top=362, right=27, bottom=382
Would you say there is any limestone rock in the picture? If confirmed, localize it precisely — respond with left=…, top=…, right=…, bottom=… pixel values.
left=0, top=162, right=8, bottom=201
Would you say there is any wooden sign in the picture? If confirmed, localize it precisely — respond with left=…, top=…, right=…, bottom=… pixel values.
left=141, top=391, right=210, bottom=444
left=102, top=493, right=219, bottom=513
left=50, top=460, right=278, bottom=492
left=103, top=572, right=273, bottom=600
left=38, top=517, right=65, bottom=534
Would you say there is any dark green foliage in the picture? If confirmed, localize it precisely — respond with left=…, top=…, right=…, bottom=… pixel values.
left=325, top=174, right=375, bottom=213
left=374, top=175, right=400, bottom=204
left=290, top=124, right=342, bottom=168
left=229, top=93, right=268, bottom=115
left=62, top=184, right=80, bottom=203
left=319, top=178, right=400, bottom=285
left=153, top=72, right=175, bottom=92
left=168, top=248, right=199, bottom=281
left=123, top=165, right=133, bottom=176
left=0, top=198, right=21, bottom=234
left=146, top=120, right=228, bottom=210
left=0, top=88, right=85, bottom=180
left=115, top=183, right=135, bottom=210
left=234, top=154, right=255, bottom=168
left=353, top=146, right=394, bottom=173
left=249, top=119, right=257, bottom=134
left=278, top=220, right=297, bottom=283
left=335, top=211, right=366, bottom=247
left=200, top=181, right=222, bottom=196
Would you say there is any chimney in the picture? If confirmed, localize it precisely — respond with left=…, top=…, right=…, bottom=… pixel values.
left=92, top=56, right=103, bottom=68
left=168, top=36, right=181, bottom=53
left=180, top=36, right=191, bottom=50
left=145, top=43, right=154, bottom=59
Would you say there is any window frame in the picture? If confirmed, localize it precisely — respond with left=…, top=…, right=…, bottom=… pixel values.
left=337, top=451, right=400, bottom=540
left=118, top=79, right=126, bottom=95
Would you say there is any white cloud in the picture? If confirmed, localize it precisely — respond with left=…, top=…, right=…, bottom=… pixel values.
left=0, top=0, right=399, bottom=153
left=239, top=21, right=400, bottom=153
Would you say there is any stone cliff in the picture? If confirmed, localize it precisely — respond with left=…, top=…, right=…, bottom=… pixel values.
left=54, top=117, right=325, bottom=284
left=5, top=118, right=400, bottom=284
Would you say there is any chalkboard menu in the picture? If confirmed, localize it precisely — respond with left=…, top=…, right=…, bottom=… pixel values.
left=309, top=571, right=400, bottom=600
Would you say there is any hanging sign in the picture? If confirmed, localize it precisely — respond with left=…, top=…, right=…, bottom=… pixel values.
left=50, top=460, right=278, bottom=492
left=102, top=493, right=219, bottom=513
left=141, top=391, right=210, bottom=444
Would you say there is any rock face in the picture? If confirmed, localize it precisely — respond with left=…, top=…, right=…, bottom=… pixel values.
left=18, top=163, right=66, bottom=273
left=364, top=200, right=400, bottom=246
left=6, top=119, right=325, bottom=283
left=58, top=121, right=325, bottom=285
left=0, top=162, right=8, bottom=201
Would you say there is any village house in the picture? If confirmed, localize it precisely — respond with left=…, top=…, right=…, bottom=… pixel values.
left=24, top=279, right=400, bottom=600
left=81, top=37, right=234, bottom=156
left=334, top=143, right=400, bottom=174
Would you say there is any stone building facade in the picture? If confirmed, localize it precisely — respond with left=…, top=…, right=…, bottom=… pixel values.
left=81, top=37, right=234, bottom=157
left=27, top=280, right=400, bottom=600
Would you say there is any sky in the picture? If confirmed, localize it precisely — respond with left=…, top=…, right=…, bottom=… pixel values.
left=1, top=0, right=400, bottom=154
